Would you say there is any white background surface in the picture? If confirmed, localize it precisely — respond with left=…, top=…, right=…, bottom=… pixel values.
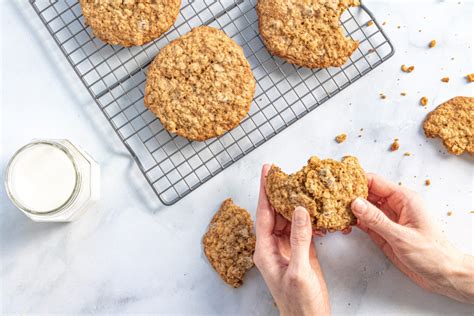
left=1, top=0, right=473, bottom=314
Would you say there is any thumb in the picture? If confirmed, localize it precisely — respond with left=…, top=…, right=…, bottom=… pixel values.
left=352, top=197, right=401, bottom=241
left=289, top=207, right=313, bottom=271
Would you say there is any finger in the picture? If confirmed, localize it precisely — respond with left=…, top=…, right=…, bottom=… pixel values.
left=357, top=220, right=369, bottom=233
left=351, top=197, right=403, bottom=242
left=368, top=194, right=399, bottom=222
left=288, top=207, right=313, bottom=271
left=276, top=235, right=291, bottom=262
left=367, top=192, right=384, bottom=205
left=274, top=213, right=289, bottom=235
left=366, top=173, right=403, bottom=200
left=342, top=226, right=352, bottom=235
left=367, top=173, right=422, bottom=218
left=379, top=204, right=399, bottom=222
left=309, top=238, right=317, bottom=256
left=256, top=164, right=274, bottom=239
left=282, top=219, right=292, bottom=237
left=312, top=229, right=326, bottom=237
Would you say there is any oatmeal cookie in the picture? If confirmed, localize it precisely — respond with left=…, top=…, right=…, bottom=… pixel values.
left=423, top=96, right=474, bottom=155
left=144, top=26, right=256, bottom=141
left=80, top=0, right=181, bottom=47
left=202, top=198, right=256, bottom=288
left=266, top=156, right=368, bottom=232
left=257, top=0, right=360, bottom=68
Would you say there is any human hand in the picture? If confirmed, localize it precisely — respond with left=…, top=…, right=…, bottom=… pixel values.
left=253, top=165, right=330, bottom=316
left=351, top=173, right=474, bottom=303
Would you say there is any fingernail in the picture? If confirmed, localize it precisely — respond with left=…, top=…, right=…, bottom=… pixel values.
left=293, top=207, right=308, bottom=226
left=352, top=198, right=367, bottom=214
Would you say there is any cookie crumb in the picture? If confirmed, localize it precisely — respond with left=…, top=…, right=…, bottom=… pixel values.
left=382, top=21, right=387, bottom=25
left=441, top=77, right=450, bottom=83
left=466, top=74, right=474, bottom=82
left=470, top=211, right=474, bottom=214
left=425, top=179, right=431, bottom=186
left=367, top=21, right=374, bottom=26
left=398, top=182, right=402, bottom=186
left=447, top=211, right=453, bottom=216
left=404, top=152, right=411, bottom=156
left=420, top=96, right=428, bottom=106
left=400, top=92, right=407, bottom=96
left=397, top=25, right=401, bottom=29
left=335, top=133, right=347, bottom=144
left=401, top=64, right=414, bottom=73
left=380, top=93, right=387, bottom=99
left=429, top=40, right=437, bottom=48
left=390, top=139, right=400, bottom=151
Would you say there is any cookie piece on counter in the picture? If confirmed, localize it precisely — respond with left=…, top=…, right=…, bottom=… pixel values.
left=80, top=0, right=181, bottom=47
left=423, top=96, right=473, bottom=155
left=266, top=156, right=368, bottom=232
left=144, top=26, right=256, bottom=141
left=257, top=0, right=360, bottom=68
left=202, top=198, right=256, bottom=288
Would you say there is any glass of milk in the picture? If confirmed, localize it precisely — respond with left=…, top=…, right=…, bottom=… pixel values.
left=5, top=140, right=100, bottom=222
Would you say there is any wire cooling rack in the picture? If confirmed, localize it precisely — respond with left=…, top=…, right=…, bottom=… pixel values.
left=30, top=0, right=394, bottom=205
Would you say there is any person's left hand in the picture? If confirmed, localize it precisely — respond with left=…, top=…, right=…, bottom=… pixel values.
left=253, top=165, right=330, bottom=316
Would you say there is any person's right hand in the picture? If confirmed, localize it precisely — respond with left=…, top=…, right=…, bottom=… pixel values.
left=351, top=173, right=474, bottom=304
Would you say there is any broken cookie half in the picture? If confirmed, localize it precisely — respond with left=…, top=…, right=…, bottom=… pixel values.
left=202, top=198, right=256, bottom=288
left=266, top=156, right=368, bottom=232
left=423, top=96, right=473, bottom=156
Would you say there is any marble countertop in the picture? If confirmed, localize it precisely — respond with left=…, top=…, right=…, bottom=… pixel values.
left=1, top=0, right=473, bottom=314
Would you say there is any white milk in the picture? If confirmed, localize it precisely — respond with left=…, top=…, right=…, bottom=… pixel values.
left=8, top=143, right=77, bottom=213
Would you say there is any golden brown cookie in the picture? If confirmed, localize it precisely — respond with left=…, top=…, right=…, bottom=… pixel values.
left=144, top=26, right=256, bottom=141
left=80, top=0, right=181, bottom=47
left=202, top=198, right=256, bottom=288
left=423, top=96, right=474, bottom=155
left=266, top=156, right=368, bottom=232
left=257, top=0, right=360, bottom=68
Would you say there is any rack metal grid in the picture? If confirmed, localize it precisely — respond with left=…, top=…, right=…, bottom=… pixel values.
left=30, top=0, right=394, bottom=205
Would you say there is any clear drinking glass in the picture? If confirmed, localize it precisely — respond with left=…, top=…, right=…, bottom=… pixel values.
left=5, top=139, right=100, bottom=222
